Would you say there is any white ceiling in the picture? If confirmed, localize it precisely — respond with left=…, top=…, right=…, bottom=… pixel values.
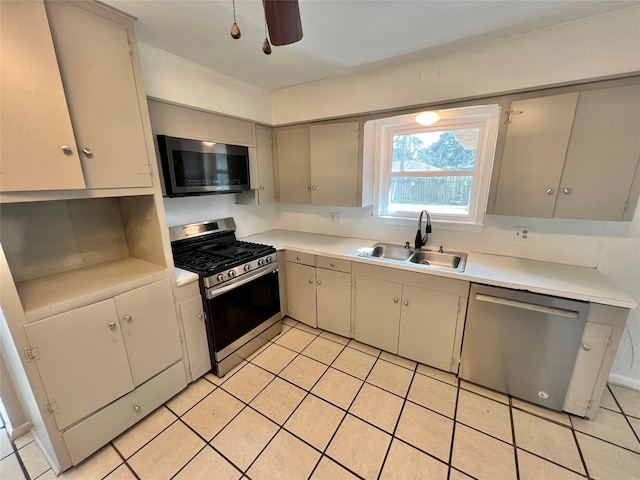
left=103, top=0, right=638, bottom=91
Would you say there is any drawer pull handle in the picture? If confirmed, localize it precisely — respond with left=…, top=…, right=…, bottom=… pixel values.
left=133, top=404, right=141, bottom=412
left=330, top=262, right=335, bottom=267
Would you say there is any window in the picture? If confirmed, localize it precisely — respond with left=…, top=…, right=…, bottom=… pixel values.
left=370, top=104, right=500, bottom=229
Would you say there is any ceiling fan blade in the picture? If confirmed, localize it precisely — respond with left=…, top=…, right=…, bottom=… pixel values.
left=264, top=0, right=303, bottom=46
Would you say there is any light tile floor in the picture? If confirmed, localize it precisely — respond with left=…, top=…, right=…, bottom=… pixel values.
left=3, top=317, right=640, bottom=480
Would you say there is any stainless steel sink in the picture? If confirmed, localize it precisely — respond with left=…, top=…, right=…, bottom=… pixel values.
left=409, top=250, right=465, bottom=270
left=369, top=244, right=413, bottom=261
left=359, top=242, right=467, bottom=272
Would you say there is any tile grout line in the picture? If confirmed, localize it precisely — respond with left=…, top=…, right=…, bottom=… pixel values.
left=375, top=361, right=420, bottom=480
left=568, top=418, right=592, bottom=480
left=446, top=377, right=463, bottom=480
left=508, top=396, right=521, bottom=480
left=1, top=424, right=31, bottom=480
left=107, top=441, right=140, bottom=480
left=608, top=384, right=640, bottom=445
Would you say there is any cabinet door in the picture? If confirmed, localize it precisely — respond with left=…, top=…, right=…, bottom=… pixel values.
left=115, top=279, right=182, bottom=386
left=180, top=296, right=211, bottom=381
left=354, top=276, right=401, bottom=353
left=0, top=1, right=85, bottom=192
left=554, top=85, right=640, bottom=221
left=310, top=122, right=360, bottom=206
left=398, top=286, right=461, bottom=371
left=256, top=125, right=276, bottom=204
left=23, top=300, right=134, bottom=430
left=286, top=262, right=317, bottom=327
left=317, top=268, right=351, bottom=338
left=276, top=127, right=311, bottom=204
left=46, top=1, right=152, bottom=189
left=494, top=93, right=578, bottom=217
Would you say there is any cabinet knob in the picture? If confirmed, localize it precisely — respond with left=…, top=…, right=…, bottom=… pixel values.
left=124, top=315, right=132, bottom=322
left=563, top=188, right=572, bottom=195
left=197, top=314, right=203, bottom=319
left=61, top=145, right=73, bottom=154
left=330, top=262, right=335, bottom=267
left=108, top=322, right=116, bottom=329
left=308, top=279, right=313, bottom=284
left=312, top=185, right=317, bottom=190
left=308, top=185, right=312, bottom=190
left=260, top=186, right=265, bottom=190
left=133, top=404, right=141, bottom=412
left=82, top=147, right=93, bottom=157
left=582, top=343, right=591, bottom=351
left=393, top=297, right=399, bottom=303
left=403, top=300, right=409, bottom=306
left=317, top=280, right=322, bottom=285
left=546, top=188, right=555, bottom=195
left=296, top=256, right=301, bottom=260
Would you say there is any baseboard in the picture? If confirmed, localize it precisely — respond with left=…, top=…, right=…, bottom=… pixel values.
left=9, top=421, right=32, bottom=441
left=608, top=373, right=640, bottom=391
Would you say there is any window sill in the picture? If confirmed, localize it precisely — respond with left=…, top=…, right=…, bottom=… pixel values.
left=372, top=215, right=485, bottom=233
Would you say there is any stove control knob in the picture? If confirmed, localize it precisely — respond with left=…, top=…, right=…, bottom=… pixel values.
left=244, top=264, right=251, bottom=272
left=228, top=270, right=237, bottom=279
left=216, top=274, right=225, bottom=282
left=266, top=256, right=272, bottom=263
left=258, top=259, right=264, bottom=267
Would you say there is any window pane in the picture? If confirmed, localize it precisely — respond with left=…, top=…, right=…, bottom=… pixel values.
left=391, top=128, right=479, bottom=172
left=387, top=176, right=473, bottom=215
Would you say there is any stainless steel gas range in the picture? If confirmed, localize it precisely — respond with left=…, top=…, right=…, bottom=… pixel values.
left=169, top=218, right=281, bottom=377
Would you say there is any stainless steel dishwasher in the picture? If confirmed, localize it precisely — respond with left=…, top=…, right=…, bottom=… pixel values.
left=459, top=284, right=589, bottom=411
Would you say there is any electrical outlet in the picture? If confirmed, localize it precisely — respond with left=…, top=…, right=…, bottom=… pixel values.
left=513, top=227, right=531, bottom=241
left=330, top=212, right=341, bottom=224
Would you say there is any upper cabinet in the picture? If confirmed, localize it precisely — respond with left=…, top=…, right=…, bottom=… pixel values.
left=0, top=0, right=154, bottom=194
left=492, top=83, right=640, bottom=221
left=45, top=1, right=152, bottom=189
left=0, top=1, right=86, bottom=192
left=236, top=125, right=276, bottom=205
left=275, top=121, right=372, bottom=207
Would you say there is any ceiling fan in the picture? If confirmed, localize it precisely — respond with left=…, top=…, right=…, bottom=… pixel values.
left=230, top=0, right=303, bottom=54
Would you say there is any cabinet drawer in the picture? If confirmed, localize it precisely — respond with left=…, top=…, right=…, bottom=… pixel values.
left=285, top=251, right=315, bottom=266
left=63, top=361, right=186, bottom=465
left=316, top=256, right=351, bottom=273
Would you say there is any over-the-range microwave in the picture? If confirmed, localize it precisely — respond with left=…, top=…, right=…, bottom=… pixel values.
left=156, top=135, right=251, bottom=197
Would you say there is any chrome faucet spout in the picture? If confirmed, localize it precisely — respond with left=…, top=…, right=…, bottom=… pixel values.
left=414, top=210, right=432, bottom=250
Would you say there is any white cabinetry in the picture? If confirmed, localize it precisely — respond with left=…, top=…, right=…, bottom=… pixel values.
left=493, top=83, right=640, bottom=221
left=276, top=121, right=369, bottom=207
left=0, top=1, right=85, bottom=192
left=176, top=279, right=211, bottom=382
left=23, top=279, right=182, bottom=431
left=0, top=0, right=154, bottom=193
left=237, top=125, right=276, bottom=205
left=353, top=263, right=469, bottom=372
left=285, top=252, right=352, bottom=337
left=45, top=1, right=152, bottom=189
left=316, top=257, right=352, bottom=338
left=285, top=252, right=317, bottom=328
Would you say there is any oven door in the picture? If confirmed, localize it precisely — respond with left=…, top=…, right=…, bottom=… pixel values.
left=204, top=264, right=281, bottom=357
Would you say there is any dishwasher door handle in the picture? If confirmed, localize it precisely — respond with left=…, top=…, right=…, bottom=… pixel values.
left=474, top=294, right=580, bottom=319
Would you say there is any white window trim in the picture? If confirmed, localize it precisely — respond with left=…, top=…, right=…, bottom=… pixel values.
left=370, top=104, right=500, bottom=231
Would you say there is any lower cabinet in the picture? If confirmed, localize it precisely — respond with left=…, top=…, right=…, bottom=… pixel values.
left=22, top=278, right=186, bottom=463
left=176, top=279, right=211, bottom=382
left=353, top=263, right=469, bottom=372
left=285, top=251, right=352, bottom=337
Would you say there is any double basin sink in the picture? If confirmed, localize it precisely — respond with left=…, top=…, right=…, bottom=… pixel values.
left=359, top=242, right=468, bottom=273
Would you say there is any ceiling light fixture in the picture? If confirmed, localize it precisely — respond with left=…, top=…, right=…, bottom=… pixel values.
left=230, top=0, right=303, bottom=55
left=416, top=111, right=441, bottom=126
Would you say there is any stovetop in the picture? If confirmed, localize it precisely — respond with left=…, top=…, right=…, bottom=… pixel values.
left=173, top=240, right=276, bottom=277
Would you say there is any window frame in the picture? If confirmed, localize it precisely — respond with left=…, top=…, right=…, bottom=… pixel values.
left=371, top=104, right=500, bottom=230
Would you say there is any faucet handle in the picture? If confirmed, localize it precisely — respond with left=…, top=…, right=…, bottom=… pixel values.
left=404, top=242, right=410, bottom=249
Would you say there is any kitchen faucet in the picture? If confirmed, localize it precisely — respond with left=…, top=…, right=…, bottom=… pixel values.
left=414, top=210, right=432, bottom=250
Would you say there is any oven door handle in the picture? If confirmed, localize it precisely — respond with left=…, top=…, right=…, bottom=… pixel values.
left=205, top=263, right=278, bottom=299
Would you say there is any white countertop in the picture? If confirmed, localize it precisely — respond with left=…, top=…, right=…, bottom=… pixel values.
left=237, top=230, right=638, bottom=309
